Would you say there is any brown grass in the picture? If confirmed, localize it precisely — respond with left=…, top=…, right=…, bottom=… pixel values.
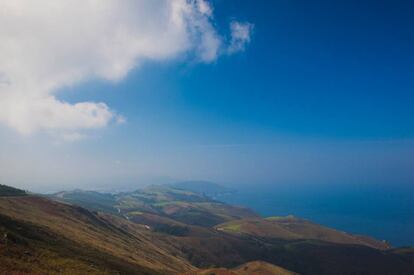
left=0, top=196, right=194, bottom=274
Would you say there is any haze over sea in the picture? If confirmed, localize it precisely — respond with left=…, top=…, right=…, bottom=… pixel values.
left=221, top=183, right=414, bottom=247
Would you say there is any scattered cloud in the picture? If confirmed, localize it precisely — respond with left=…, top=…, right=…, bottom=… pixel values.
left=0, top=0, right=253, bottom=139
left=228, top=21, right=254, bottom=54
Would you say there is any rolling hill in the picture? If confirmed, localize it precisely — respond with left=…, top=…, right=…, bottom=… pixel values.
left=1, top=184, right=413, bottom=274
left=53, top=185, right=258, bottom=227
left=49, top=185, right=414, bottom=274
left=0, top=186, right=193, bottom=274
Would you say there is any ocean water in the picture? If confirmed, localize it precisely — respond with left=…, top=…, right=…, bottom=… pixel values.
left=220, top=183, right=414, bottom=247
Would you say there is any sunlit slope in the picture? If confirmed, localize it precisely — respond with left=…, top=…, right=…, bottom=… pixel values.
left=0, top=194, right=193, bottom=274
left=0, top=213, right=159, bottom=275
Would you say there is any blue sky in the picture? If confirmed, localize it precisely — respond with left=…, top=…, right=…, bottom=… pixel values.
left=1, top=0, right=413, bottom=191
left=63, top=0, right=414, bottom=140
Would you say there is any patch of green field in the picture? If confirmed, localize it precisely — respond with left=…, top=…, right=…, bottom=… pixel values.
left=117, top=197, right=145, bottom=208
left=266, top=215, right=296, bottom=221
left=221, top=223, right=242, bottom=232
left=127, top=211, right=144, bottom=216
left=153, top=201, right=189, bottom=207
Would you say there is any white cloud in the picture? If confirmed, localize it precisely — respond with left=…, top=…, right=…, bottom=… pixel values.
left=228, top=21, right=254, bottom=54
left=0, top=0, right=252, bottom=137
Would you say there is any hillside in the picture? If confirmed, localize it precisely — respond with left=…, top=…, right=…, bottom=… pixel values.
left=215, top=216, right=390, bottom=250
left=49, top=185, right=414, bottom=274
left=53, top=185, right=258, bottom=228
left=1, top=184, right=413, bottom=274
left=183, top=261, right=298, bottom=275
left=0, top=213, right=158, bottom=274
left=0, top=195, right=193, bottom=274
left=0, top=184, right=27, bottom=197
left=234, top=261, right=298, bottom=275
left=53, top=190, right=117, bottom=214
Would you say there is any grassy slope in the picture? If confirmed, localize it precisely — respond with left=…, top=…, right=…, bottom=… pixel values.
left=53, top=190, right=118, bottom=214
left=183, top=261, right=297, bottom=275
left=118, top=187, right=412, bottom=274
left=215, top=216, right=389, bottom=250
left=165, top=232, right=414, bottom=275
left=0, top=213, right=159, bottom=275
left=0, top=195, right=193, bottom=274
left=19, top=185, right=414, bottom=275
left=266, top=216, right=390, bottom=249
left=234, top=261, right=298, bottom=275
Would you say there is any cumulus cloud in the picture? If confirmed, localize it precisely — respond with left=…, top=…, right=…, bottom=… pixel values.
left=0, top=0, right=252, bottom=137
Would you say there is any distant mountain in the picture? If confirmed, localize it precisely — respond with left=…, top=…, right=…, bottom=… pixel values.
left=1, top=184, right=414, bottom=274
left=170, top=181, right=236, bottom=198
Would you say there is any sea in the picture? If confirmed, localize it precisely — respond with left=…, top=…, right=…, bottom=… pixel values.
left=219, top=183, right=414, bottom=247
